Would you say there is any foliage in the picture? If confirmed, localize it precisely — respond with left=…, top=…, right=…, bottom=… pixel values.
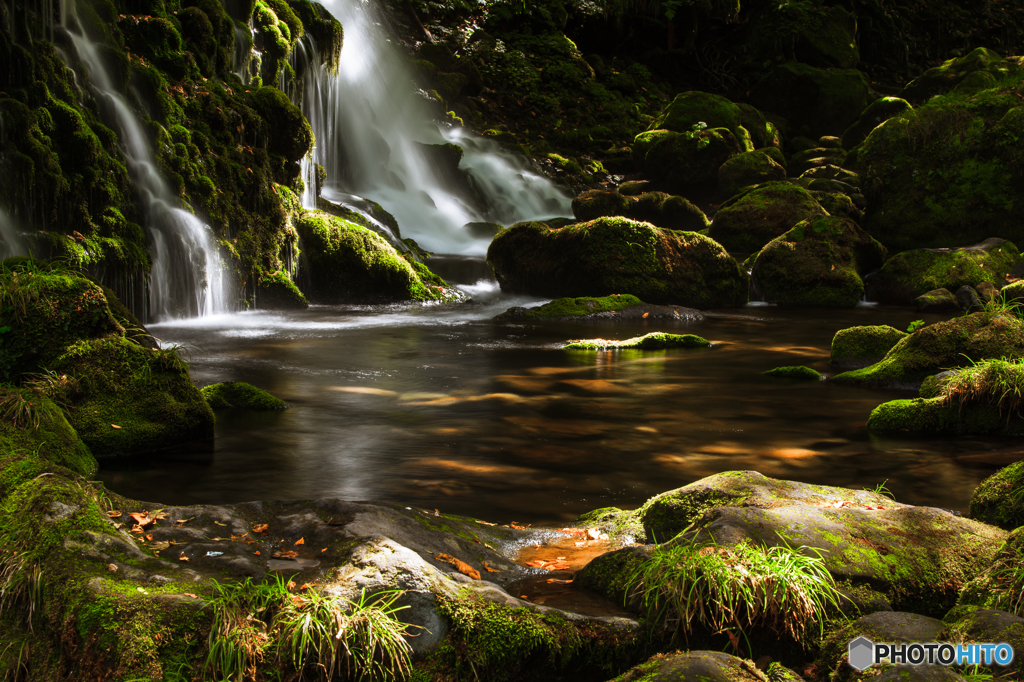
left=626, top=536, right=842, bottom=647
left=938, top=357, right=1024, bottom=422
left=907, top=320, right=925, bottom=333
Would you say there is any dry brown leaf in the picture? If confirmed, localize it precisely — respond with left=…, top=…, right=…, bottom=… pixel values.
left=474, top=519, right=496, bottom=526
left=254, top=551, right=261, bottom=556
left=106, top=563, right=118, bottom=572
left=287, top=581, right=297, bottom=592
left=111, top=424, right=122, bottom=429
left=273, top=550, right=299, bottom=559
left=151, top=541, right=170, bottom=551
left=107, top=510, right=122, bottom=518
left=183, top=593, right=200, bottom=599
left=145, top=534, right=153, bottom=541
left=642, top=312, right=649, bottom=318
left=129, top=512, right=154, bottom=527
left=252, top=524, right=269, bottom=534
left=482, top=561, right=502, bottom=573
left=294, top=537, right=305, bottom=546
left=510, top=522, right=530, bottom=530
left=176, top=517, right=193, bottom=525
left=436, top=553, right=481, bottom=580
left=178, top=553, right=189, bottom=562
left=213, top=521, right=227, bottom=527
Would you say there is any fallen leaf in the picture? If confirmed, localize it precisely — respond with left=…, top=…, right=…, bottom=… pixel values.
left=176, top=518, right=193, bottom=525
left=178, top=553, right=189, bottom=562
left=294, top=537, right=305, bottom=546
left=213, top=521, right=227, bottom=526
left=474, top=519, right=496, bottom=526
left=107, top=563, right=118, bottom=572
left=436, top=553, right=481, bottom=580
left=642, top=312, right=649, bottom=318
left=287, top=581, right=297, bottom=591
left=169, top=540, right=186, bottom=546
left=129, top=512, right=154, bottom=527
left=510, top=522, right=530, bottom=530
left=183, top=593, right=199, bottom=599
left=252, top=524, right=268, bottom=534
left=254, top=551, right=261, bottom=556
left=111, top=424, right=122, bottom=429
left=299, top=582, right=319, bottom=590
left=434, top=509, right=440, bottom=517
left=130, top=524, right=144, bottom=533
left=152, top=511, right=169, bottom=520
left=482, top=561, right=502, bottom=573
left=321, top=548, right=327, bottom=553
left=145, top=534, right=153, bottom=541
left=290, top=595, right=306, bottom=606
left=273, top=550, right=299, bottom=559
left=106, top=510, right=122, bottom=518
left=151, top=541, right=170, bottom=551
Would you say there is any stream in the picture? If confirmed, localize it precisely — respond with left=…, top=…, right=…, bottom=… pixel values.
left=96, top=269, right=1017, bottom=524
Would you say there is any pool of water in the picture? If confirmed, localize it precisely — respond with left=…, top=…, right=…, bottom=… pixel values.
left=97, top=279, right=1022, bottom=524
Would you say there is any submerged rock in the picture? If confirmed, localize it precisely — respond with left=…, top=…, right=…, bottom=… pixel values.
left=487, top=217, right=748, bottom=308
left=201, top=382, right=287, bottom=410
left=494, top=295, right=704, bottom=323
left=563, top=332, right=711, bottom=350
left=763, top=365, right=823, bottom=380
left=751, top=215, right=887, bottom=308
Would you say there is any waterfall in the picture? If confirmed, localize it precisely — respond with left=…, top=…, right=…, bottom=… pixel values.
left=294, top=0, right=572, bottom=256
left=0, top=208, right=31, bottom=260
left=60, top=0, right=230, bottom=321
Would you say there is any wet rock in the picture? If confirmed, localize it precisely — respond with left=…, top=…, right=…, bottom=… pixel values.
left=201, top=382, right=287, bottom=410
left=842, top=97, right=913, bottom=149
left=707, top=182, right=826, bottom=253
left=487, top=217, right=748, bottom=308
left=956, top=285, right=983, bottom=313
left=494, top=295, right=704, bottom=323
left=915, top=288, right=959, bottom=313
left=763, top=366, right=823, bottom=380
left=718, top=150, right=787, bottom=199
left=572, top=189, right=710, bottom=232
left=563, top=332, right=711, bottom=350
left=830, top=325, right=908, bottom=368
left=831, top=313, right=1024, bottom=389
left=633, top=127, right=744, bottom=197
left=609, top=651, right=771, bottom=682
left=751, top=215, right=887, bottom=308
left=864, top=238, right=1022, bottom=306
left=969, top=461, right=1024, bottom=530
left=255, top=271, right=309, bottom=310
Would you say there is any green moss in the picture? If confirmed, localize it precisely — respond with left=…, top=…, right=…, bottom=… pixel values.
left=521, top=294, right=644, bottom=319
left=256, top=269, right=308, bottom=310
left=969, top=461, right=1024, bottom=530
left=707, top=182, right=825, bottom=253
left=842, top=97, right=913, bottom=149
left=866, top=396, right=1024, bottom=435
left=46, top=337, right=215, bottom=458
left=634, top=126, right=743, bottom=195
left=639, top=488, right=749, bottom=544
left=563, top=332, right=711, bottom=351
left=650, top=91, right=743, bottom=140
left=832, top=312, right=1024, bottom=388
left=201, top=381, right=286, bottom=410
left=830, top=325, right=908, bottom=367
left=718, top=150, right=787, bottom=200
left=763, top=366, right=823, bottom=380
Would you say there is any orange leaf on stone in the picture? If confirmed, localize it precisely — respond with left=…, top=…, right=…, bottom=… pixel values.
left=178, top=553, right=189, bottom=562
left=436, top=553, right=481, bottom=580
left=294, top=537, right=305, bottom=546
left=252, top=524, right=269, bottom=534
left=273, top=550, right=299, bottom=559
left=482, top=561, right=502, bottom=573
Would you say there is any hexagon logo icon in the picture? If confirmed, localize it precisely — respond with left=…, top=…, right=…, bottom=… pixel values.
left=848, top=636, right=875, bottom=671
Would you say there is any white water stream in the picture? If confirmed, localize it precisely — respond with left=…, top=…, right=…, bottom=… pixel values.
left=294, top=0, right=572, bottom=255
left=61, top=0, right=229, bottom=320
left=0, top=208, right=30, bottom=260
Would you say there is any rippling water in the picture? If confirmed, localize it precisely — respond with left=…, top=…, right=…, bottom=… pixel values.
left=97, top=280, right=1019, bottom=523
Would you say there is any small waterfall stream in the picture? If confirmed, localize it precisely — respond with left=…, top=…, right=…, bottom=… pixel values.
left=294, top=0, right=572, bottom=255
left=0, top=208, right=30, bottom=260
left=61, top=0, right=229, bottom=321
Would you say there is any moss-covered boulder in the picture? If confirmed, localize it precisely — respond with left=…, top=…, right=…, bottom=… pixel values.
left=789, top=146, right=848, bottom=176
left=830, top=325, right=908, bottom=368
left=45, top=337, right=215, bottom=458
left=865, top=238, right=1022, bottom=305
left=915, top=288, right=959, bottom=313
left=649, top=91, right=744, bottom=141
left=494, top=295, right=705, bottom=323
left=969, top=461, right=1024, bottom=531
left=717, top=150, right=787, bottom=199
left=832, top=313, right=1024, bottom=389
left=563, top=332, right=711, bottom=350
left=646, top=471, right=1006, bottom=616
left=937, top=606, right=1024, bottom=678
left=572, top=190, right=709, bottom=232
left=633, top=127, right=743, bottom=197
left=763, top=366, right=823, bottom=380
left=707, top=183, right=826, bottom=253
left=255, top=270, right=308, bottom=310
left=294, top=211, right=455, bottom=304
left=609, top=651, right=774, bottom=682
left=751, top=215, right=888, bottom=308
left=957, top=528, right=1024, bottom=618
left=201, top=382, right=286, bottom=410
left=856, top=66, right=1024, bottom=252
left=0, top=260, right=123, bottom=381
left=900, top=47, right=1021, bottom=104
left=487, top=217, right=748, bottom=308
left=867, top=396, right=1024, bottom=436
left=842, top=97, right=913, bottom=149
left=749, top=62, right=871, bottom=139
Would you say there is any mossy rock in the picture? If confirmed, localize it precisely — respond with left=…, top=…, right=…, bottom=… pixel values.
left=969, top=461, right=1024, bottom=530
left=0, top=388, right=97, bottom=497
left=957, top=529, right=1024, bottom=618
left=563, top=332, right=711, bottom=350
left=813, top=191, right=862, bottom=222
left=867, top=396, right=1024, bottom=435
left=46, top=337, right=215, bottom=458
left=633, top=127, right=743, bottom=197
left=609, top=651, right=772, bottom=682
left=649, top=91, right=743, bottom=140
left=666, top=471, right=1006, bottom=617
left=763, top=365, right=823, bottom=380
left=751, top=215, right=888, bottom=308
left=250, top=87, right=313, bottom=163
left=201, top=381, right=286, bottom=410
left=572, top=190, right=709, bottom=232
left=789, top=146, right=848, bottom=176
left=855, top=72, right=1024, bottom=252
left=708, top=182, right=826, bottom=254
left=915, top=288, right=959, bottom=313
left=749, top=62, right=871, bottom=139
left=900, top=47, right=1020, bottom=103
left=571, top=189, right=631, bottom=222
left=830, top=325, right=908, bottom=368
left=864, top=238, right=1022, bottom=306
left=831, top=312, right=1024, bottom=389
left=937, top=606, right=1024, bottom=677
left=255, top=270, right=308, bottom=310
left=717, top=150, right=787, bottom=200
left=294, top=211, right=455, bottom=304
left=842, top=97, right=913, bottom=149
left=499, top=294, right=642, bottom=319
left=487, top=216, right=748, bottom=308
left=0, top=260, right=123, bottom=381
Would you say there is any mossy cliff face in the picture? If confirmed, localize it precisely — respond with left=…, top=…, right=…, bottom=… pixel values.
left=487, top=216, right=748, bottom=308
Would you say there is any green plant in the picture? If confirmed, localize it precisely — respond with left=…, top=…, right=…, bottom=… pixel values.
left=0, top=389, right=42, bottom=430
left=960, top=665, right=996, bottom=682
left=684, top=121, right=710, bottom=150
left=626, top=536, right=841, bottom=648
left=939, top=357, right=1024, bottom=422
left=0, top=552, right=44, bottom=632
left=864, top=480, right=895, bottom=499
left=0, top=638, right=31, bottom=682
left=981, top=291, right=1024, bottom=318
left=907, top=319, right=925, bottom=333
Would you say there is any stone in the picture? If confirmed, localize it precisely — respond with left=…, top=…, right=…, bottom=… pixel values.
left=915, top=288, right=959, bottom=313
left=707, top=182, right=826, bottom=254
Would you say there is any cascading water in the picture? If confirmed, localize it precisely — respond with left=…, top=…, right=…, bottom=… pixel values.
left=0, top=208, right=30, bottom=260
left=60, top=0, right=230, bottom=320
left=294, top=0, right=572, bottom=255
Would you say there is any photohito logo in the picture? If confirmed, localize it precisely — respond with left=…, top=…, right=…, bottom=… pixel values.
left=847, top=637, right=1015, bottom=671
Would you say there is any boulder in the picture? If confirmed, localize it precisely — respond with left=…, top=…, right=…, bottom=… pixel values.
left=649, top=91, right=744, bottom=141
left=831, top=312, right=1024, bottom=389
left=487, top=217, right=748, bottom=308
left=915, top=288, right=959, bottom=313
left=867, top=395, right=1024, bottom=436
left=939, top=606, right=1024, bottom=677
left=864, top=238, right=1022, bottom=305
left=830, top=325, right=908, bottom=368
left=294, top=211, right=456, bottom=304
left=201, top=382, right=287, bottom=410
left=749, top=63, right=871, bottom=139
left=572, top=189, right=709, bottom=232
left=789, top=146, right=847, bottom=176
left=633, top=127, right=743, bottom=196
left=717, top=150, right=787, bottom=199
left=969, top=461, right=1024, bottom=530
left=255, top=270, right=308, bottom=310
left=707, top=183, right=826, bottom=253
left=494, top=295, right=704, bottom=323
left=751, top=215, right=887, bottom=307
left=900, top=47, right=1020, bottom=103
left=842, top=97, right=913, bottom=149
left=763, top=365, right=823, bottom=380
left=563, top=332, right=711, bottom=350
left=609, top=651, right=774, bottom=682
left=956, top=285, right=984, bottom=313
left=958, top=529, right=1024, bottom=617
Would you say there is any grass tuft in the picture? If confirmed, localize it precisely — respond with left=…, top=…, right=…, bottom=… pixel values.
left=939, top=357, right=1024, bottom=422
left=626, top=536, right=841, bottom=649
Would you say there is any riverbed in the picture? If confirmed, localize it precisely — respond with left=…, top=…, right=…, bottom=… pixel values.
left=97, top=275, right=1018, bottom=524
